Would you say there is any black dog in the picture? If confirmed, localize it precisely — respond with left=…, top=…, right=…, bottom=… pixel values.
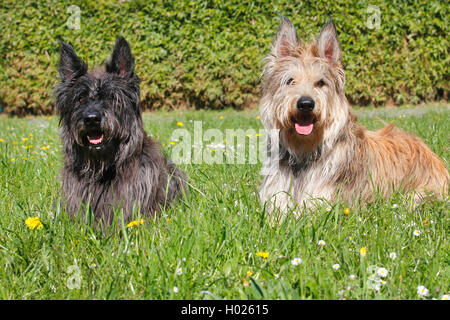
left=55, top=37, right=187, bottom=226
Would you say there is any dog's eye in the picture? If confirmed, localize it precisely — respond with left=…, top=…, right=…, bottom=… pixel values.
left=286, top=78, right=294, bottom=85
left=315, top=80, right=326, bottom=88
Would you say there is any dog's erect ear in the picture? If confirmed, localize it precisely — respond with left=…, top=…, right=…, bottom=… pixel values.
left=59, top=41, right=87, bottom=82
left=272, top=16, right=300, bottom=58
left=317, top=18, right=341, bottom=64
left=106, top=36, right=135, bottom=77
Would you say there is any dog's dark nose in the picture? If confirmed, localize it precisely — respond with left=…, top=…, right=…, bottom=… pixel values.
left=83, top=113, right=101, bottom=126
left=296, top=96, right=315, bottom=112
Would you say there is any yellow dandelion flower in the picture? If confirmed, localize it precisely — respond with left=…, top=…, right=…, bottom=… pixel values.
left=255, top=115, right=260, bottom=119
left=246, top=270, right=253, bottom=277
left=176, top=121, right=183, bottom=126
left=127, top=219, right=145, bottom=228
left=25, top=216, right=43, bottom=230
left=29, top=133, right=33, bottom=137
left=22, top=137, right=28, bottom=142
left=127, top=220, right=138, bottom=228
left=219, top=115, right=224, bottom=119
left=256, top=251, right=269, bottom=259
left=41, top=146, right=49, bottom=150
left=256, top=133, right=263, bottom=137
left=169, top=141, right=176, bottom=145
left=12, top=141, right=18, bottom=145
left=167, top=218, right=171, bottom=223
left=0, top=138, right=4, bottom=143
left=11, top=158, right=15, bottom=162
left=360, top=246, right=367, bottom=257
left=343, top=208, right=350, bottom=215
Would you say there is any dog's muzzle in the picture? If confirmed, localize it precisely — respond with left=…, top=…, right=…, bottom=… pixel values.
left=83, top=111, right=104, bottom=147
left=292, top=96, right=316, bottom=135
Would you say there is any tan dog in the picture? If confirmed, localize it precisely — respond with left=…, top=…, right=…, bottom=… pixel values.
left=259, top=17, right=449, bottom=221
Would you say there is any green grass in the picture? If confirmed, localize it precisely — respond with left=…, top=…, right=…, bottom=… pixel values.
left=0, top=103, right=448, bottom=299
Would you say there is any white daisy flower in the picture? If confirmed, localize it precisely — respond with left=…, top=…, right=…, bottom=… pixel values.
left=441, top=294, right=449, bottom=300
left=413, top=229, right=421, bottom=237
left=176, top=267, right=183, bottom=275
left=332, top=264, right=340, bottom=271
left=417, top=285, right=429, bottom=297
left=273, top=273, right=279, bottom=279
left=377, top=267, right=388, bottom=278
left=317, top=240, right=326, bottom=246
left=291, top=258, right=302, bottom=266
left=171, top=286, right=179, bottom=294
left=349, top=274, right=357, bottom=280
left=391, top=204, right=399, bottom=209
left=389, top=252, right=397, bottom=260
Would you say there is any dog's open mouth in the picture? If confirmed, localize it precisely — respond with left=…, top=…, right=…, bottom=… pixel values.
left=86, top=131, right=104, bottom=146
left=292, top=115, right=316, bottom=136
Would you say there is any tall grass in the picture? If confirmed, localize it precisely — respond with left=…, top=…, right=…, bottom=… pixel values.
left=0, top=104, right=448, bottom=299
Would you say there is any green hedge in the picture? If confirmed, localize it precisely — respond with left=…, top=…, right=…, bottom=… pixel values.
left=0, top=0, right=448, bottom=115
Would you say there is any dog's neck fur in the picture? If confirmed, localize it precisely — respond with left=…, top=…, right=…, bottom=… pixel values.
left=70, top=133, right=145, bottom=182
left=279, top=108, right=356, bottom=176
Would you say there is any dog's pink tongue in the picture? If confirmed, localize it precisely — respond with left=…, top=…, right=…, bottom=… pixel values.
left=88, top=135, right=103, bottom=145
left=294, top=122, right=314, bottom=135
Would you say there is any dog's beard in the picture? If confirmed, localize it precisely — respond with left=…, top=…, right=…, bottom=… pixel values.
left=270, top=97, right=326, bottom=162
left=73, top=121, right=117, bottom=162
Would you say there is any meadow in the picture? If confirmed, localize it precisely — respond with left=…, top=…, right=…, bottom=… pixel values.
left=0, top=103, right=448, bottom=299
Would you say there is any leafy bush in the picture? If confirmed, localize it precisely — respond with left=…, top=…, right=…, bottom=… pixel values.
left=0, top=0, right=448, bottom=115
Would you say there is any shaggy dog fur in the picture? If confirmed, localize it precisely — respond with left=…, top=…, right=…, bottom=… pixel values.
left=55, top=37, right=187, bottom=226
left=259, top=17, right=449, bottom=221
